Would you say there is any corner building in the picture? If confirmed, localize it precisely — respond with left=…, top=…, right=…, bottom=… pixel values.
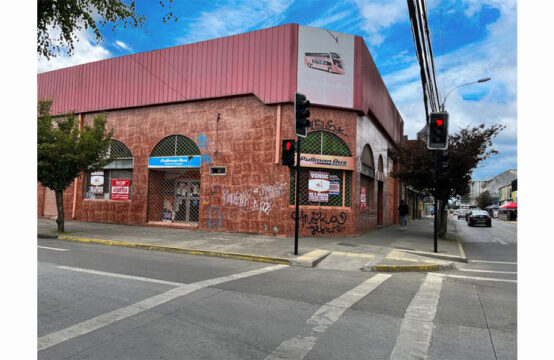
left=37, top=24, right=404, bottom=237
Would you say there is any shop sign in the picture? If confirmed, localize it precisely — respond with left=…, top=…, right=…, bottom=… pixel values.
left=90, top=171, right=104, bottom=194
left=110, top=179, right=130, bottom=200
left=299, top=154, right=355, bottom=170
left=308, top=171, right=330, bottom=202
left=148, top=156, right=201, bottom=168
left=360, top=187, right=367, bottom=209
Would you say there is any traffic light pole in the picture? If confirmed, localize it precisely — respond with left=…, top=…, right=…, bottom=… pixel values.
left=433, top=151, right=439, bottom=253
left=294, top=137, right=302, bottom=255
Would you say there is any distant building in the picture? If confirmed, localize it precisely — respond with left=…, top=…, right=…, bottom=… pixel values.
left=470, top=169, right=517, bottom=205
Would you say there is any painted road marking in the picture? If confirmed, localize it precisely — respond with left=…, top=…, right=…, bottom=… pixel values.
left=57, top=265, right=187, bottom=287
left=459, top=268, right=517, bottom=275
left=492, top=237, right=509, bottom=245
left=436, top=273, right=517, bottom=283
left=38, top=246, right=70, bottom=252
left=494, top=226, right=517, bottom=236
left=265, top=273, right=391, bottom=360
left=470, top=260, right=517, bottom=265
left=38, top=264, right=288, bottom=352
left=390, top=273, right=443, bottom=360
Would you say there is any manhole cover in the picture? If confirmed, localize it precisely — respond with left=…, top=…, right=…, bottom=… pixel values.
left=337, top=242, right=357, bottom=247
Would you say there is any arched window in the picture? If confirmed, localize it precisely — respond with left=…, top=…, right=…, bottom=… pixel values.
left=84, top=140, right=134, bottom=200
left=290, top=131, right=352, bottom=207
left=360, top=144, right=376, bottom=209
left=150, top=135, right=201, bottom=157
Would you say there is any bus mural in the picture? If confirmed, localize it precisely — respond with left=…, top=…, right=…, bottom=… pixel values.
left=304, top=52, right=345, bottom=75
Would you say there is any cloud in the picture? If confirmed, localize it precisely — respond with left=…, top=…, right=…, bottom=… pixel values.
left=308, top=9, right=353, bottom=29
left=177, top=0, right=294, bottom=45
left=37, top=27, right=111, bottom=73
left=353, top=0, right=408, bottom=46
left=114, top=40, right=133, bottom=52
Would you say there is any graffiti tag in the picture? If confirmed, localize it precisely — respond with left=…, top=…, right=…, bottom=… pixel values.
left=196, top=133, right=213, bottom=167
left=206, top=206, right=224, bottom=229
left=291, top=210, right=347, bottom=235
left=222, top=183, right=286, bottom=216
left=310, top=119, right=345, bottom=136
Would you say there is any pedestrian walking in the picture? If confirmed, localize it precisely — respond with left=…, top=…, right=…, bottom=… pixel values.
left=398, top=200, right=409, bottom=231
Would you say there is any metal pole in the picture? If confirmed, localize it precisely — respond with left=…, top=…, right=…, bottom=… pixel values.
left=294, top=137, right=302, bottom=255
left=434, top=151, right=439, bottom=253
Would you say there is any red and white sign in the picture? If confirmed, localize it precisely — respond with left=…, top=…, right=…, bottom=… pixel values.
left=110, top=179, right=130, bottom=200
left=90, top=171, right=104, bottom=194
left=308, top=171, right=330, bottom=202
left=360, top=187, right=367, bottom=209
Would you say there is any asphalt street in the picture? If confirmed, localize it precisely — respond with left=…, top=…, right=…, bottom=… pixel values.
left=38, top=233, right=517, bottom=360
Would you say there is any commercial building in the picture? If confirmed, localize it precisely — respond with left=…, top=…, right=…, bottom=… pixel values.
left=37, top=24, right=404, bottom=237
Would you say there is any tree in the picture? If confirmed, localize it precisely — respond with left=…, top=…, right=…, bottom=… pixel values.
left=392, top=123, right=505, bottom=238
left=38, top=0, right=177, bottom=59
left=476, top=190, right=493, bottom=210
left=38, top=99, right=115, bottom=232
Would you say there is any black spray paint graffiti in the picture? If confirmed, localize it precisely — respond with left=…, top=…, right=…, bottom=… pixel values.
left=309, top=119, right=345, bottom=136
left=206, top=206, right=224, bottom=229
left=291, top=210, right=347, bottom=235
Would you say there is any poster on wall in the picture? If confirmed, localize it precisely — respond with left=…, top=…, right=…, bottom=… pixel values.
left=90, top=171, right=104, bottom=194
left=308, top=171, right=330, bottom=202
left=110, top=179, right=130, bottom=200
left=297, top=25, right=355, bottom=108
left=360, top=187, right=367, bottom=209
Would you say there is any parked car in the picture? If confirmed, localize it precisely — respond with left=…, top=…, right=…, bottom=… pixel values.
left=467, top=210, right=492, bottom=227
left=457, top=207, right=470, bottom=219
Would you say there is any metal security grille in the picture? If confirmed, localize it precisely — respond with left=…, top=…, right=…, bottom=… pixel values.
left=84, top=140, right=134, bottom=199
left=289, top=131, right=352, bottom=207
left=147, top=135, right=202, bottom=224
left=150, top=135, right=201, bottom=156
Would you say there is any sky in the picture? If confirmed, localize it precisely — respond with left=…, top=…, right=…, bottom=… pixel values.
left=36, top=0, right=517, bottom=181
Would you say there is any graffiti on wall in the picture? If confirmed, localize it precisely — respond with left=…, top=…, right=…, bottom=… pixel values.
left=222, top=183, right=286, bottom=216
left=291, top=210, right=347, bottom=235
left=206, top=206, right=224, bottom=229
left=196, top=133, right=213, bottom=167
left=309, top=119, right=345, bottom=136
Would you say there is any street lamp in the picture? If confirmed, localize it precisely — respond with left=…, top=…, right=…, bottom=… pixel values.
left=440, top=77, right=491, bottom=111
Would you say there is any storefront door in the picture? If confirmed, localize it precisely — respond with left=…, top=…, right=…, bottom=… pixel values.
left=173, top=180, right=200, bottom=223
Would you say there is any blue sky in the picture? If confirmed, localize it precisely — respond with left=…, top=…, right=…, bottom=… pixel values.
left=37, top=0, right=517, bottom=181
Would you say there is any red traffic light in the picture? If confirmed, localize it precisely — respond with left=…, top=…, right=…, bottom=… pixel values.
left=286, top=141, right=292, bottom=151
left=436, top=119, right=443, bottom=126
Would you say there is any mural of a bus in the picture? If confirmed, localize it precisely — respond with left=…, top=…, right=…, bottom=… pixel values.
left=304, top=52, right=345, bottom=75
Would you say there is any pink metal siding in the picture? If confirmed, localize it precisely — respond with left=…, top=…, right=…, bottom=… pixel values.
left=37, top=23, right=402, bottom=146
left=353, top=37, right=404, bottom=146
left=38, top=24, right=299, bottom=115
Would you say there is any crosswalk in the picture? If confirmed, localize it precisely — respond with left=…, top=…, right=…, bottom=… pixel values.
left=39, top=262, right=517, bottom=360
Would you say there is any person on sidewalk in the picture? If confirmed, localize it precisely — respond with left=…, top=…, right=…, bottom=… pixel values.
left=398, top=200, right=409, bottom=230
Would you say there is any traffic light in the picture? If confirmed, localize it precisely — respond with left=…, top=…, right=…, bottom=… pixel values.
left=427, top=111, right=449, bottom=150
left=294, top=92, right=310, bottom=137
left=438, top=150, right=448, bottom=169
left=281, top=139, right=295, bottom=166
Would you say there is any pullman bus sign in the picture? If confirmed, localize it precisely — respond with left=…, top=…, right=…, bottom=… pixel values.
left=148, top=156, right=201, bottom=168
left=297, top=154, right=355, bottom=170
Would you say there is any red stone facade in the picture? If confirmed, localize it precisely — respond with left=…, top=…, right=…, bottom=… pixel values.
left=37, top=94, right=400, bottom=236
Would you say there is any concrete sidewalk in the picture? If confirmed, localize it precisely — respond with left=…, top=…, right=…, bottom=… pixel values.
left=37, top=216, right=464, bottom=272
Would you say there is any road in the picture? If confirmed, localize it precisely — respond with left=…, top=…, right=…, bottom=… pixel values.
left=38, top=236, right=516, bottom=359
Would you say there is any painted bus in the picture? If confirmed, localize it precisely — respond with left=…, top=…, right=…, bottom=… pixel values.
left=304, top=52, right=345, bottom=75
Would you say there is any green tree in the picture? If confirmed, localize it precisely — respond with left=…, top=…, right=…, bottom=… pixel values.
left=392, top=123, right=504, bottom=238
left=38, top=99, right=115, bottom=232
left=38, top=0, right=177, bottom=59
left=476, top=190, right=493, bottom=210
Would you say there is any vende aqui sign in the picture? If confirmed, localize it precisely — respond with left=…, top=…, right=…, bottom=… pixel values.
left=308, top=171, right=330, bottom=202
left=110, top=179, right=130, bottom=200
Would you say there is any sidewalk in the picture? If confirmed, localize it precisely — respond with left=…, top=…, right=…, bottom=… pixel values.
left=37, top=216, right=465, bottom=271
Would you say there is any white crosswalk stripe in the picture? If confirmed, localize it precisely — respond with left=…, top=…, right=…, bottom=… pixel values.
left=390, top=273, right=444, bottom=360
left=265, top=273, right=392, bottom=360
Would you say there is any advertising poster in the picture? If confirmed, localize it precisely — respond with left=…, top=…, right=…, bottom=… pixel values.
left=308, top=171, right=330, bottom=202
left=297, top=25, right=355, bottom=108
left=90, top=171, right=104, bottom=194
left=110, top=179, right=130, bottom=200
left=360, top=187, right=367, bottom=209
left=329, top=174, right=340, bottom=196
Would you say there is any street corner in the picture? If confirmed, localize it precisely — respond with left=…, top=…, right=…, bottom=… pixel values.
left=291, top=249, right=332, bottom=268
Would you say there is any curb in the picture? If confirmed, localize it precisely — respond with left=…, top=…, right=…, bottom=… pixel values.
left=397, top=249, right=467, bottom=263
left=363, top=262, right=456, bottom=272
left=290, top=249, right=331, bottom=268
left=40, top=234, right=291, bottom=265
